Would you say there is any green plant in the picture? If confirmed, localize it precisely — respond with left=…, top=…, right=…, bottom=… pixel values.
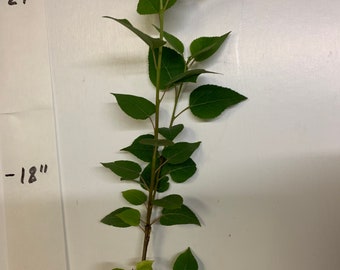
left=101, top=1, right=247, bottom=269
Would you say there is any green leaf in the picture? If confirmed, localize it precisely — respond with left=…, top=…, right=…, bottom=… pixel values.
left=154, top=26, right=184, bottom=54
left=190, top=32, right=231, bottom=62
left=139, top=138, right=174, bottom=147
left=122, top=189, right=147, bottom=205
left=189, top=84, right=247, bottom=119
left=137, top=0, right=177, bottom=14
left=122, top=134, right=155, bottom=162
left=159, top=124, right=184, bottom=140
left=154, top=194, right=183, bottom=209
left=136, top=260, right=154, bottom=270
left=166, top=69, right=217, bottom=88
left=103, top=17, right=165, bottom=48
left=160, top=205, right=201, bottom=226
left=157, top=177, right=170, bottom=193
left=173, top=248, right=198, bottom=270
left=101, top=161, right=141, bottom=180
left=112, top=268, right=124, bottom=270
left=148, top=47, right=185, bottom=90
left=116, top=208, right=141, bottom=226
left=140, top=162, right=155, bottom=191
left=141, top=163, right=170, bottom=193
left=162, top=142, right=201, bottom=164
left=101, top=207, right=133, bottom=228
left=113, top=93, right=155, bottom=120
left=162, top=158, right=197, bottom=183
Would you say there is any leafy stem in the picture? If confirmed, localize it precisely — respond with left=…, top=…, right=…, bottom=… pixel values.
left=101, top=1, right=247, bottom=269
left=142, top=6, right=165, bottom=261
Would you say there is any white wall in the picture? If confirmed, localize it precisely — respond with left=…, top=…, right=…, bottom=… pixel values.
left=3, top=0, right=340, bottom=270
left=1, top=2, right=67, bottom=270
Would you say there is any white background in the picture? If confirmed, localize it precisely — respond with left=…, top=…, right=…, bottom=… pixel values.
left=2, top=0, right=340, bottom=269
left=1, top=1, right=66, bottom=270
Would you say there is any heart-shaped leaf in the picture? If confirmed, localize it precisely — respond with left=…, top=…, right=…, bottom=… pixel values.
left=162, top=142, right=201, bottom=164
left=101, top=207, right=133, bottom=228
left=122, top=134, right=155, bottom=162
left=173, top=248, right=198, bottom=270
left=162, top=158, right=197, bottom=183
left=101, top=161, right=141, bottom=180
left=116, top=208, right=141, bottom=226
left=122, top=189, right=147, bottom=205
left=113, top=93, right=155, bottom=120
left=189, top=84, right=247, bottom=119
left=159, top=124, right=184, bottom=140
left=190, top=32, right=231, bottom=62
left=160, top=204, right=200, bottom=226
left=153, top=194, right=183, bottom=209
